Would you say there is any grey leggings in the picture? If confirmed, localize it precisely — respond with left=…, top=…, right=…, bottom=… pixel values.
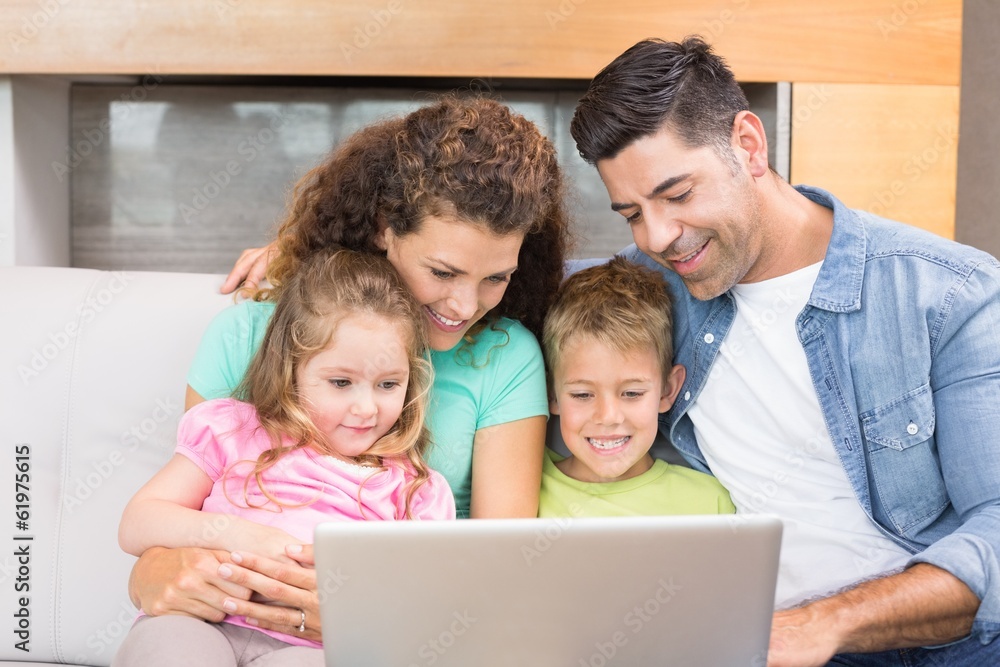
left=112, top=615, right=324, bottom=667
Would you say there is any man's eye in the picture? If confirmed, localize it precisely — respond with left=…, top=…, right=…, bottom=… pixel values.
left=625, top=211, right=642, bottom=224
left=668, top=190, right=692, bottom=203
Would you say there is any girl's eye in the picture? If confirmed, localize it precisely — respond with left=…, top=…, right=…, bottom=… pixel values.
left=379, top=380, right=401, bottom=390
left=329, top=379, right=351, bottom=388
left=431, top=269, right=453, bottom=280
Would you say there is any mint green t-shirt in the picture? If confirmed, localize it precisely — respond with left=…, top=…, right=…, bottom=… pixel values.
left=538, top=449, right=736, bottom=518
left=187, top=300, right=549, bottom=518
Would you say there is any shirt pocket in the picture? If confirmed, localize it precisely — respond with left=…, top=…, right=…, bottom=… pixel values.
left=859, top=382, right=947, bottom=534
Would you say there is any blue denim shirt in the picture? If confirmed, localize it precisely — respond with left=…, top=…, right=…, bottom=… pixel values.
left=620, top=185, right=1000, bottom=644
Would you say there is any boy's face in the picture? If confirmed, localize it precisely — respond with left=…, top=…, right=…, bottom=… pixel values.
left=550, top=336, right=685, bottom=483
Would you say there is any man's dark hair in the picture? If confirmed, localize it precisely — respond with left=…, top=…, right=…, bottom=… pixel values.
left=571, top=36, right=749, bottom=165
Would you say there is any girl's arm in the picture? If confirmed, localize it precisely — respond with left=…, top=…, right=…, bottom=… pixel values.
left=468, top=415, right=546, bottom=518
left=118, top=454, right=302, bottom=561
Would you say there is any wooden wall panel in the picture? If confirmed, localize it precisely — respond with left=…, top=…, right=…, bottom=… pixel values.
left=0, top=1, right=960, bottom=84
left=790, top=83, right=960, bottom=239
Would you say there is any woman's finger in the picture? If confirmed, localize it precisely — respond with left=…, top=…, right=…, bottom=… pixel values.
left=221, top=595, right=322, bottom=642
left=231, top=550, right=317, bottom=591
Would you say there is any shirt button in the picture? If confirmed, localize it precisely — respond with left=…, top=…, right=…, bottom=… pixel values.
left=684, top=391, right=691, bottom=401
left=704, top=333, right=715, bottom=344
left=906, top=423, right=919, bottom=435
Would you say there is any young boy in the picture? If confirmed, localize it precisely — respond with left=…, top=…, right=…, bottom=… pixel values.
left=539, top=257, right=735, bottom=517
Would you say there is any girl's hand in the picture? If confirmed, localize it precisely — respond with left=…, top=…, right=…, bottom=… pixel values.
left=129, top=546, right=252, bottom=620
left=218, top=546, right=322, bottom=642
left=223, top=520, right=303, bottom=565
left=220, top=243, right=278, bottom=294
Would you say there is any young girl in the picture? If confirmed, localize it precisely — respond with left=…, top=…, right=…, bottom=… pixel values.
left=113, top=249, right=455, bottom=667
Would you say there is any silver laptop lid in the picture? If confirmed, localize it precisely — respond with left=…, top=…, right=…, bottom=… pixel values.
left=315, top=515, right=780, bottom=667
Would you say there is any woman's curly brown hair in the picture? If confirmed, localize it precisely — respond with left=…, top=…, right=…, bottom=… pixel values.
left=258, top=96, right=570, bottom=340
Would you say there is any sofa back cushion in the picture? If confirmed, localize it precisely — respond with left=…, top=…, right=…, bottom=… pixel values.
left=0, top=267, right=231, bottom=666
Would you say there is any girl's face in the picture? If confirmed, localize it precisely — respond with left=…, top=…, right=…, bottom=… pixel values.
left=379, top=215, right=525, bottom=352
left=296, top=312, right=411, bottom=460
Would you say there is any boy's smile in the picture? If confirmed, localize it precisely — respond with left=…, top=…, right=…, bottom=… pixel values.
left=550, top=336, right=684, bottom=483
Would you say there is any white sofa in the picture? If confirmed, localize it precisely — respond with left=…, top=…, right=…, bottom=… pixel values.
left=0, top=267, right=232, bottom=666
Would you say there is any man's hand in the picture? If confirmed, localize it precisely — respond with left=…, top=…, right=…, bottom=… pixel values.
left=129, top=546, right=252, bottom=621
left=220, top=243, right=278, bottom=294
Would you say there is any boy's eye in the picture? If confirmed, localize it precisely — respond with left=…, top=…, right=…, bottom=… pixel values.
left=569, top=392, right=592, bottom=401
left=328, top=379, right=351, bottom=388
left=623, top=390, right=646, bottom=399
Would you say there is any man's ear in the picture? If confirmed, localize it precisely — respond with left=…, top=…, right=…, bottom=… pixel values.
left=658, top=364, right=687, bottom=413
left=731, top=110, right=769, bottom=179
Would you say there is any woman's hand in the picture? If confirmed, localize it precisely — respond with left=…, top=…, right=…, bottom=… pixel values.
left=129, top=546, right=253, bottom=620
left=220, top=243, right=278, bottom=294
left=218, top=545, right=323, bottom=642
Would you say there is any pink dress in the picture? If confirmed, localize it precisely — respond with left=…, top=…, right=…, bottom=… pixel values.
left=176, top=398, right=456, bottom=646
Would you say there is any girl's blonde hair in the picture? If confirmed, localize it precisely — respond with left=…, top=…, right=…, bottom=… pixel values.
left=234, top=248, right=434, bottom=518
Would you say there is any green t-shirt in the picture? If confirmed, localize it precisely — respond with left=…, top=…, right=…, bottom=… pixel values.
left=187, top=300, right=549, bottom=518
left=538, top=449, right=736, bottom=518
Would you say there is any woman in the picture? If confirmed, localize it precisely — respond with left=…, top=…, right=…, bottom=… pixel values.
left=129, top=96, right=570, bottom=641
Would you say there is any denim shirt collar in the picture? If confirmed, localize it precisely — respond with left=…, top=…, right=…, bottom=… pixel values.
left=796, top=185, right=866, bottom=314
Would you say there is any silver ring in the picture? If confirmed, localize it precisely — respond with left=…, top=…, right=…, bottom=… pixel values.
left=297, top=608, right=306, bottom=633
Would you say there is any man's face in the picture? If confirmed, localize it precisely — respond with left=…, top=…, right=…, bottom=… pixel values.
left=597, top=127, right=765, bottom=300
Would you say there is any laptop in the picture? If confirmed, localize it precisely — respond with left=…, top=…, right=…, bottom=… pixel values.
left=314, top=515, right=781, bottom=667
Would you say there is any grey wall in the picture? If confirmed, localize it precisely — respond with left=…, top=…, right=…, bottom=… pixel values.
left=69, top=81, right=782, bottom=273
left=955, top=0, right=1000, bottom=257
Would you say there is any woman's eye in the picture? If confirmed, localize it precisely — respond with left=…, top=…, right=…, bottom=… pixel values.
left=486, top=275, right=510, bottom=285
left=431, top=269, right=453, bottom=279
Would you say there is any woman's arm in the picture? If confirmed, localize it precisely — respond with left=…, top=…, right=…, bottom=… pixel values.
left=469, top=415, right=546, bottom=518
left=185, top=385, right=206, bottom=411
left=119, top=454, right=302, bottom=561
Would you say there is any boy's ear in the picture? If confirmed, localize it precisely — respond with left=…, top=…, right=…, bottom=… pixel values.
left=548, top=396, right=560, bottom=416
left=658, top=364, right=687, bottom=413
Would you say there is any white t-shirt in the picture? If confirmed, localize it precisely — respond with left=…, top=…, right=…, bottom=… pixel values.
left=687, top=261, right=910, bottom=609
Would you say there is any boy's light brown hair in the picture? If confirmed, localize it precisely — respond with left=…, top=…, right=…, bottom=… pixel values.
left=543, top=256, right=675, bottom=384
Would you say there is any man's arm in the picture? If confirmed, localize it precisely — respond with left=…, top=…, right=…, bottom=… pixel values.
left=767, top=562, right=979, bottom=667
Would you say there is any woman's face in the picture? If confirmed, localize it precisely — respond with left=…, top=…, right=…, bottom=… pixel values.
left=379, top=215, right=525, bottom=352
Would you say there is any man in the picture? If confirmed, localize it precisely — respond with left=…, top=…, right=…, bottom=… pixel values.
left=570, top=36, right=1000, bottom=667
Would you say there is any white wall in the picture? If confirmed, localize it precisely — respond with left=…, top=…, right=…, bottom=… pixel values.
left=0, top=75, right=71, bottom=266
